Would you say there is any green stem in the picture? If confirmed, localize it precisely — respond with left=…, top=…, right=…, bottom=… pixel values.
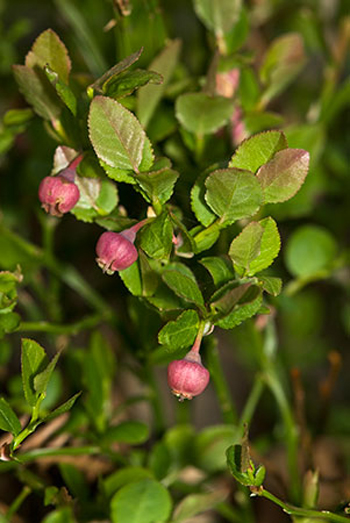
left=19, top=446, right=101, bottom=462
left=258, top=488, right=350, bottom=522
left=206, top=337, right=237, bottom=424
left=19, top=312, right=108, bottom=335
left=39, top=213, right=62, bottom=322
left=6, top=485, right=31, bottom=519
left=239, top=375, right=265, bottom=433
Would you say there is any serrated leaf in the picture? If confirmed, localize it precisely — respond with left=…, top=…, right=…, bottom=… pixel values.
left=103, top=421, right=149, bottom=445
left=44, top=392, right=81, bottom=422
left=205, top=168, right=263, bottom=226
left=229, top=130, right=288, bottom=173
left=13, top=65, right=61, bottom=121
left=89, top=96, right=154, bottom=174
left=111, top=479, right=172, bottom=523
left=215, top=291, right=262, bottom=329
left=104, top=69, right=163, bottom=99
left=229, top=222, right=264, bottom=276
left=100, top=160, right=136, bottom=185
left=25, top=29, right=71, bottom=83
left=199, top=257, right=235, bottom=286
left=138, top=40, right=181, bottom=128
left=259, top=276, right=282, bottom=296
left=140, top=212, right=173, bottom=260
left=191, top=170, right=217, bottom=227
left=136, top=167, right=179, bottom=206
left=158, top=310, right=199, bottom=350
left=176, top=93, right=234, bottom=135
left=162, top=267, right=204, bottom=308
left=256, top=149, right=310, bottom=203
left=0, top=397, right=21, bottom=436
left=21, top=339, right=48, bottom=407
left=44, top=66, right=77, bottom=116
left=34, top=352, right=60, bottom=397
left=211, top=282, right=252, bottom=315
left=247, top=218, right=281, bottom=275
left=193, top=0, right=242, bottom=36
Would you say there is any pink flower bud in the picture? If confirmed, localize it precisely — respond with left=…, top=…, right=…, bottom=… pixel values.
left=38, top=175, right=80, bottom=217
left=96, top=231, right=138, bottom=274
left=167, top=349, right=210, bottom=401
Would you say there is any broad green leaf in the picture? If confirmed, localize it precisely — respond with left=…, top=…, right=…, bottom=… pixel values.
left=88, top=48, right=143, bottom=95
left=104, top=467, right=154, bottom=498
left=195, top=425, right=239, bottom=473
left=100, top=161, right=136, bottom=185
left=256, top=149, right=310, bottom=203
left=259, top=276, right=282, bottom=296
left=285, top=225, right=337, bottom=278
left=192, top=222, right=221, bottom=253
left=191, top=170, right=217, bottom=227
left=0, top=397, right=21, bottom=436
left=34, top=352, right=60, bottom=397
left=173, top=490, right=228, bottom=523
left=136, top=168, right=179, bottom=206
left=111, top=479, right=172, bottom=523
left=119, top=260, right=142, bottom=296
left=211, top=282, right=253, bottom=315
left=260, top=33, right=306, bottom=105
left=137, top=40, right=181, bottom=128
left=44, top=65, right=77, bottom=116
left=215, top=291, right=262, bottom=329
left=44, top=392, right=81, bottom=422
left=104, top=69, right=163, bottom=99
left=89, top=96, right=154, bottom=173
left=228, top=222, right=264, bottom=276
left=229, top=130, right=288, bottom=172
left=162, top=266, right=204, bottom=308
left=193, top=0, right=242, bottom=36
left=205, top=168, right=263, bottom=226
left=199, top=257, right=235, bottom=286
left=13, top=65, right=61, bottom=121
left=103, top=421, right=149, bottom=445
left=25, top=29, right=71, bottom=83
left=21, top=339, right=48, bottom=407
left=140, top=213, right=173, bottom=260
left=42, top=507, right=75, bottom=523
left=0, top=312, right=20, bottom=337
left=176, top=93, right=234, bottom=135
left=71, top=177, right=118, bottom=223
left=229, top=217, right=280, bottom=276
left=158, top=310, right=199, bottom=350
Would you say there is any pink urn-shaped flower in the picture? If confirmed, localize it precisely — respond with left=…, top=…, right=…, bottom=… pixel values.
left=96, top=220, right=147, bottom=275
left=167, top=346, right=210, bottom=401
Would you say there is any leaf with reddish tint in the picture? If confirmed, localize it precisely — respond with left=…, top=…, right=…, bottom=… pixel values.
left=256, top=149, right=309, bottom=203
left=25, top=29, right=71, bottom=83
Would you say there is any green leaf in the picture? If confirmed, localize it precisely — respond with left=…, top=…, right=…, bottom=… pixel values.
left=199, top=256, right=235, bottom=286
left=89, top=48, right=143, bottom=95
left=100, top=161, right=136, bottom=185
left=21, top=339, right=48, bottom=407
left=103, top=421, right=149, bottom=445
left=211, top=282, right=253, bottom=315
left=162, top=266, right=204, bottom=308
left=226, top=445, right=252, bottom=486
left=25, top=29, right=71, bottom=83
left=104, top=467, right=154, bottom=498
left=139, top=213, right=173, bottom=260
left=248, top=218, right=280, bottom=275
left=137, top=40, right=181, bottom=128
left=13, top=65, right=62, bottom=121
left=205, top=168, right=263, bottom=226
left=193, top=0, right=242, bottom=36
left=44, top=392, right=81, bottom=422
left=158, top=310, right=199, bottom=350
left=0, top=397, right=21, bottom=436
left=88, top=96, right=154, bottom=174
left=119, top=260, right=142, bottom=296
left=0, top=312, right=20, bottom=337
left=173, top=490, right=228, bottom=523
left=59, top=463, right=89, bottom=500
left=42, top=507, right=75, bottom=523
left=71, top=177, right=118, bottom=222
left=260, top=33, right=306, bottom=105
left=104, top=69, right=163, bottom=99
left=228, top=222, right=264, bottom=276
left=285, top=225, right=337, bottom=278
left=215, top=291, right=262, bottom=329
left=259, top=276, right=282, bottom=296
left=111, top=479, right=172, bottom=523
left=195, top=425, right=239, bottom=473
left=34, top=352, right=60, bottom=397
left=3, top=108, right=34, bottom=127
left=191, top=170, right=217, bottom=227
left=44, top=65, right=77, bottom=116
left=136, top=167, right=179, bottom=206
left=192, top=222, right=221, bottom=253
left=229, top=130, right=288, bottom=173
left=256, top=149, right=310, bottom=203
left=176, top=93, right=234, bottom=135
